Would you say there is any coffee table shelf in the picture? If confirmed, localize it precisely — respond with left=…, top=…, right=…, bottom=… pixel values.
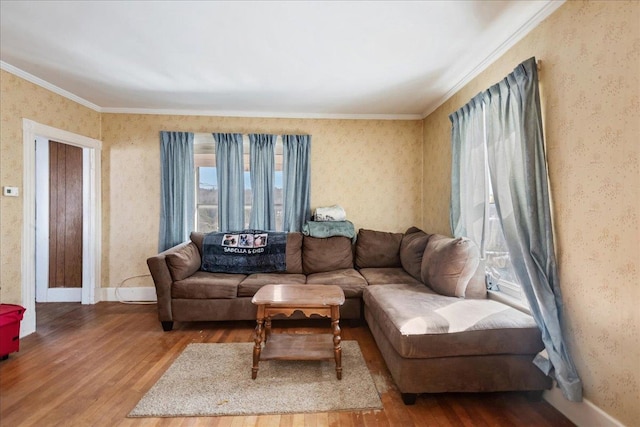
left=260, top=333, right=335, bottom=360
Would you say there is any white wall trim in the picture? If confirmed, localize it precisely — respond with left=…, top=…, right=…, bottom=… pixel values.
left=420, top=0, right=566, bottom=118
left=1, top=61, right=101, bottom=112
left=34, top=136, right=50, bottom=303
left=544, top=386, right=624, bottom=427
left=42, top=288, right=82, bottom=303
left=21, top=119, right=103, bottom=337
left=100, top=287, right=157, bottom=303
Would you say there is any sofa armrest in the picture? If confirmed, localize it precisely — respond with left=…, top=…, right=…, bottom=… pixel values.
left=146, top=252, right=176, bottom=322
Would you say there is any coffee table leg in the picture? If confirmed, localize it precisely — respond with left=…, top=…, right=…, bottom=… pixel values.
left=252, top=305, right=265, bottom=379
left=331, top=305, right=342, bottom=380
left=265, top=317, right=271, bottom=343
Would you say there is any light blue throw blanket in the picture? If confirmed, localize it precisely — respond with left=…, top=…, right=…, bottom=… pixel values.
left=302, top=221, right=356, bottom=242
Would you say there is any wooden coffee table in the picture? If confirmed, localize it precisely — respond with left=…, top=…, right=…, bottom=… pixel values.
left=251, top=284, right=345, bottom=380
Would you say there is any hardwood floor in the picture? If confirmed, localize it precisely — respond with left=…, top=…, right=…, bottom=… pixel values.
left=0, top=302, right=574, bottom=426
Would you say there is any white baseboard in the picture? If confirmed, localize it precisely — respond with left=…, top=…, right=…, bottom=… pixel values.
left=100, top=287, right=157, bottom=303
left=37, top=287, right=82, bottom=302
left=544, top=386, right=624, bottom=427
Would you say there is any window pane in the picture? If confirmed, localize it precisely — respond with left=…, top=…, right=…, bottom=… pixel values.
left=197, top=166, right=218, bottom=232
left=274, top=139, right=283, bottom=231
left=197, top=206, right=218, bottom=233
left=274, top=171, right=283, bottom=232
left=198, top=167, right=217, bottom=204
left=244, top=137, right=251, bottom=229
left=485, top=203, right=519, bottom=284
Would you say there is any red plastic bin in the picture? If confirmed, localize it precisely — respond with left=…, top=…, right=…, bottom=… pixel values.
left=0, top=304, right=26, bottom=359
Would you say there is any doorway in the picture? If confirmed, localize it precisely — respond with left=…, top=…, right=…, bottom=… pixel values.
left=21, top=119, right=102, bottom=336
left=35, top=138, right=86, bottom=302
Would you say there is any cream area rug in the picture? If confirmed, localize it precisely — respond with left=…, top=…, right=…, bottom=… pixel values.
left=129, top=341, right=383, bottom=417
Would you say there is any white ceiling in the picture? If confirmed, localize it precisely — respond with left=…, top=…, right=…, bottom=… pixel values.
left=0, top=1, right=562, bottom=119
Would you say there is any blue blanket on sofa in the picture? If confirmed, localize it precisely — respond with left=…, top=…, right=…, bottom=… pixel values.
left=201, top=230, right=287, bottom=274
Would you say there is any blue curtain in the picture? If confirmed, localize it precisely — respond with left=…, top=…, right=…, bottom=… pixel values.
left=159, top=131, right=194, bottom=251
left=282, top=135, right=311, bottom=232
left=213, top=133, right=244, bottom=232
left=249, top=134, right=276, bottom=230
left=450, top=94, right=488, bottom=251
left=482, top=57, right=582, bottom=401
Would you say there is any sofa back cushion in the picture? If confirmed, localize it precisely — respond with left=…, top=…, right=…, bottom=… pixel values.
left=190, top=231, right=205, bottom=255
left=285, top=232, right=304, bottom=274
left=166, top=241, right=201, bottom=281
left=399, top=227, right=431, bottom=281
left=192, top=231, right=304, bottom=274
left=421, top=234, right=485, bottom=298
left=355, top=229, right=402, bottom=268
left=302, top=236, right=353, bottom=274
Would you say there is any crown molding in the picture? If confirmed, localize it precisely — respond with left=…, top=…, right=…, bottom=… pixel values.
left=1, top=61, right=102, bottom=112
left=420, top=0, right=566, bottom=119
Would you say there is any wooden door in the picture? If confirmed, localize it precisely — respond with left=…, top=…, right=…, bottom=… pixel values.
left=49, top=141, right=83, bottom=288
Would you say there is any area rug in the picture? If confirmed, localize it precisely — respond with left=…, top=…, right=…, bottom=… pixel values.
left=128, top=341, right=382, bottom=417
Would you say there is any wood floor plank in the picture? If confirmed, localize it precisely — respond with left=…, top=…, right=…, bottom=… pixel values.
left=0, top=302, right=574, bottom=427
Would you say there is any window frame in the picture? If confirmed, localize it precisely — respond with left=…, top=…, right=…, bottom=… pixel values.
left=193, top=133, right=285, bottom=233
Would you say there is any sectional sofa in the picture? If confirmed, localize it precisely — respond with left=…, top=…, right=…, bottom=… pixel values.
left=147, top=227, right=551, bottom=403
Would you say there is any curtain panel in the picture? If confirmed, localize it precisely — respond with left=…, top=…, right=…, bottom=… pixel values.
left=450, top=57, right=582, bottom=402
left=450, top=94, right=488, bottom=252
left=213, top=133, right=245, bottom=232
left=282, top=135, right=311, bottom=232
left=248, top=134, right=276, bottom=230
left=159, top=131, right=194, bottom=251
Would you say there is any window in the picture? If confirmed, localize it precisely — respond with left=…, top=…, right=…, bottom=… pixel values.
left=478, top=111, right=528, bottom=307
left=194, top=134, right=218, bottom=233
left=484, top=186, right=526, bottom=304
left=193, top=133, right=284, bottom=233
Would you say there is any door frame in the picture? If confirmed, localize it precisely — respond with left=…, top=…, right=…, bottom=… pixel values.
left=21, top=119, right=102, bottom=336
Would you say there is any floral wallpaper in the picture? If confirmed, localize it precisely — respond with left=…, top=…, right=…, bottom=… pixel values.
left=100, top=114, right=423, bottom=291
left=0, top=70, right=101, bottom=305
left=422, top=1, right=639, bottom=425
left=1, top=1, right=637, bottom=424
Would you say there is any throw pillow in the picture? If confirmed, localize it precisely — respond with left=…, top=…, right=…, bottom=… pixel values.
left=399, top=227, right=431, bottom=281
left=166, top=241, right=201, bottom=281
left=421, top=235, right=480, bottom=298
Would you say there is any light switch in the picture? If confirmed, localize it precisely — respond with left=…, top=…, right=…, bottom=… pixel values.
left=3, top=186, right=19, bottom=197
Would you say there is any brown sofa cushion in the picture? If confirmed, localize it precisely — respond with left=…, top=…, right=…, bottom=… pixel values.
left=355, top=229, right=403, bottom=268
left=359, top=267, right=423, bottom=286
left=399, top=227, right=431, bottom=281
left=302, top=236, right=353, bottom=274
left=172, top=271, right=243, bottom=299
left=190, top=232, right=205, bottom=255
left=305, top=269, right=368, bottom=298
left=238, top=273, right=306, bottom=297
left=363, top=283, right=544, bottom=359
left=285, top=232, right=304, bottom=274
left=421, top=234, right=481, bottom=298
left=166, top=242, right=201, bottom=281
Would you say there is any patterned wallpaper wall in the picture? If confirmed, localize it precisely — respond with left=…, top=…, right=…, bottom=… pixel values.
left=101, top=114, right=422, bottom=290
left=2, top=2, right=637, bottom=424
left=0, top=70, right=101, bottom=305
left=422, top=1, right=639, bottom=425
